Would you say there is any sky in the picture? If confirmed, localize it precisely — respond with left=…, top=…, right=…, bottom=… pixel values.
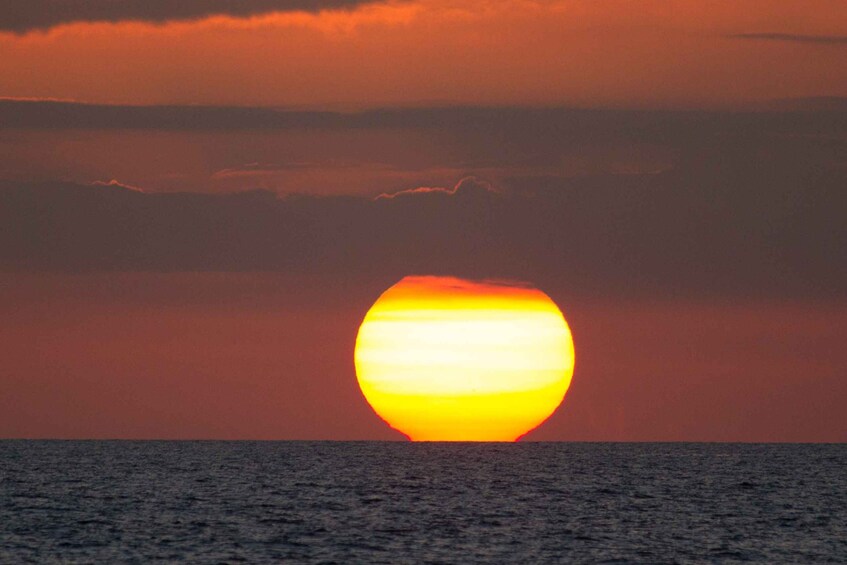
left=1, top=0, right=846, bottom=441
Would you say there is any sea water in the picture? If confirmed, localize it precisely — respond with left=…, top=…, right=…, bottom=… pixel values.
left=1, top=441, right=845, bottom=562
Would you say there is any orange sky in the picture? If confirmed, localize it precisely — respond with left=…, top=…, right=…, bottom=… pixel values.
left=2, top=0, right=846, bottom=108
left=1, top=273, right=844, bottom=441
left=1, top=1, right=846, bottom=442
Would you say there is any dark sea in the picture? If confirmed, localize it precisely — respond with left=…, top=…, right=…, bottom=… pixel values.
left=1, top=442, right=845, bottom=563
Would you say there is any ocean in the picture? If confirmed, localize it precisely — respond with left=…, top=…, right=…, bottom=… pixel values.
left=1, top=441, right=845, bottom=563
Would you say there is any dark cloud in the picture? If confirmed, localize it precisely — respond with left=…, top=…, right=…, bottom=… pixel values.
left=2, top=142, right=845, bottom=300
left=0, top=0, right=383, bottom=34
left=3, top=100, right=846, bottom=199
left=3, top=99, right=846, bottom=134
left=727, top=33, right=847, bottom=45
left=2, top=101, right=845, bottom=299
left=0, top=99, right=340, bottom=130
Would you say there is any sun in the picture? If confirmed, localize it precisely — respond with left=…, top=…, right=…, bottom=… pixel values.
left=354, top=276, right=575, bottom=441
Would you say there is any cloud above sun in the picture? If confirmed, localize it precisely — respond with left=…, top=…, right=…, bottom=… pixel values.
left=2, top=142, right=845, bottom=299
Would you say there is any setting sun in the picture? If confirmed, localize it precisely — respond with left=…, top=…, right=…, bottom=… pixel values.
left=354, top=276, right=575, bottom=441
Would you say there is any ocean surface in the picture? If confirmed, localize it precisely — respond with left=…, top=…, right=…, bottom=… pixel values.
left=1, top=442, right=845, bottom=563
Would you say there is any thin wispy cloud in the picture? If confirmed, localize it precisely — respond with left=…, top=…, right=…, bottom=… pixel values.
left=90, top=179, right=146, bottom=193
left=376, top=176, right=501, bottom=200
left=727, top=32, right=847, bottom=45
